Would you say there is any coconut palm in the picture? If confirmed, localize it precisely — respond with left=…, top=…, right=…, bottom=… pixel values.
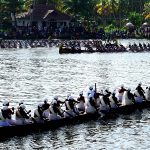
left=143, top=2, right=150, bottom=19
left=63, top=0, right=98, bottom=21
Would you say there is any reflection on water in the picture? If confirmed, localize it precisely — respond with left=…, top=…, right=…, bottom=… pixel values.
left=0, top=41, right=150, bottom=149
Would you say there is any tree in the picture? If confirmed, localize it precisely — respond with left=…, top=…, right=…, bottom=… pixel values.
left=127, top=0, right=148, bottom=13
left=0, top=0, right=24, bottom=28
left=24, top=0, right=64, bottom=11
left=143, top=2, right=150, bottom=20
left=0, top=0, right=10, bottom=29
left=128, top=12, right=144, bottom=27
left=63, top=0, right=98, bottom=21
left=95, top=0, right=119, bottom=26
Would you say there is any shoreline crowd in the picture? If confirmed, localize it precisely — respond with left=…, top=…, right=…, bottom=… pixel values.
left=0, top=26, right=137, bottom=40
left=1, top=22, right=149, bottom=40
left=0, top=83, right=150, bottom=127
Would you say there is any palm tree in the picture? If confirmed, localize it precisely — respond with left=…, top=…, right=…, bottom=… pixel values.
left=96, top=0, right=119, bottom=26
left=143, top=2, right=150, bottom=20
left=63, top=0, right=98, bottom=20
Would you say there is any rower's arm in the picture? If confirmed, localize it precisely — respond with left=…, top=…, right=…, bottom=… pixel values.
left=73, top=99, right=80, bottom=103
left=58, top=100, right=65, bottom=104
left=20, top=110, right=30, bottom=119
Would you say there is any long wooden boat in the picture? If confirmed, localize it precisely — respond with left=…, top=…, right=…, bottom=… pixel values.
left=59, top=46, right=150, bottom=54
left=59, top=47, right=83, bottom=54
left=59, top=46, right=127, bottom=54
left=0, top=101, right=150, bottom=140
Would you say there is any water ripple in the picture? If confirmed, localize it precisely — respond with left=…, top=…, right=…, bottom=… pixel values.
left=0, top=42, right=150, bottom=149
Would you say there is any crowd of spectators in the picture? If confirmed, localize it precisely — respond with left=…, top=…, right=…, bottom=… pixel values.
left=0, top=23, right=149, bottom=40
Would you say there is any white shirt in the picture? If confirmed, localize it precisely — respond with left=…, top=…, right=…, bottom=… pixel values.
left=87, top=89, right=95, bottom=98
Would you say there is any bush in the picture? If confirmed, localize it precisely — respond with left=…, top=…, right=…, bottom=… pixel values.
left=128, top=12, right=144, bottom=27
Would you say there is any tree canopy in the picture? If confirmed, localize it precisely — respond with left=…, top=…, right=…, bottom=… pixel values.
left=0, top=0, right=149, bottom=29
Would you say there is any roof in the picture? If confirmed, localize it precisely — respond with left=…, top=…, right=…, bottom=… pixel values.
left=16, top=4, right=71, bottom=21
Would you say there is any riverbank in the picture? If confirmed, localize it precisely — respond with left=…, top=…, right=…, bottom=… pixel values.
left=0, top=26, right=149, bottom=40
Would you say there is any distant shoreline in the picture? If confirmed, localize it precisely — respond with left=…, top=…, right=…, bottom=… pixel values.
left=0, top=37, right=150, bottom=41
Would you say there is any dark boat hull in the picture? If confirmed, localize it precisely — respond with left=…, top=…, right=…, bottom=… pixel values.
left=0, top=101, right=150, bottom=139
left=59, top=47, right=82, bottom=54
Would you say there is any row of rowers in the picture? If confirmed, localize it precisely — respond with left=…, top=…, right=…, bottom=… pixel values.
left=0, top=83, right=150, bottom=126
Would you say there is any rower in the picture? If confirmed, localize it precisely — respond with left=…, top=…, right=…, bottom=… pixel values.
left=122, top=88, right=135, bottom=106
left=42, top=97, right=50, bottom=110
left=64, top=96, right=79, bottom=118
left=95, top=89, right=103, bottom=107
left=98, top=90, right=111, bottom=114
left=67, top=93, right=71, bottom=100
left=77, top=91, right=85, bottom=112
left=134, top=85, right=144, bottom=104
left=109, top=92, right=119, bottom=108
left=16, top=100, right=24, bottom=109
left=0, top=100, right=15, bottom=126
left=85, top=94, right=97, bottom=114
left=87, top=86, right=95, bottom=98
left=52, top=96, right=65, bottom=108
left=49, top=96, right=63, bottom=120
left=103, top=88, right=111, bottom=109
left=135, top=82, right=146, bottom=100
left=117, top=84, right=126, bottom=102
left=19, top=100, right=24, bottom=106
left=34, top=103, right=44, bottom=123
left=41, top=97, right=51, bottom=120
left=99, top=98, right=109, bottom=115
left=15, top=104, right=32, bottom=125
left=145, top=87, right=150, bottom=101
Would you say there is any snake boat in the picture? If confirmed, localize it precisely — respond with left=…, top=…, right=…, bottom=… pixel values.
left=0, top=101, right=150, bottom=140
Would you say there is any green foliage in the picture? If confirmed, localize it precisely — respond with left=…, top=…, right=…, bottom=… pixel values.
left=104, top=24, right=117, bottom=33
left=128, top=12, right=144, bottom=27
left=0, top=0, right=149, bottom=30
left=143, top=2, right=150, bottom=20
left=0, top=0, right=24, bottom=24
left=104, top=24, right=125, bottom=33
left=63, top=0, right=99, bottom=20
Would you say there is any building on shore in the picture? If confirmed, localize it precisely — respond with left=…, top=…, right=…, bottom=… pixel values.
left=16, top=4, right=72, bottom=29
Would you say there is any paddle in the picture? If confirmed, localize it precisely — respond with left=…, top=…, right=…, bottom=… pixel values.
left=94, top=83, right=98, bottom=105
left=95, top=83, right=97, bottom=94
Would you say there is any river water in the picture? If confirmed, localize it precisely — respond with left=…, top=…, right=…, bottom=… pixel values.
left=0, top=39, right=150, bottom=149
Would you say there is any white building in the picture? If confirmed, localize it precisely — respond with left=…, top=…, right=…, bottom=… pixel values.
left=16, top=4, right=72, bottom=29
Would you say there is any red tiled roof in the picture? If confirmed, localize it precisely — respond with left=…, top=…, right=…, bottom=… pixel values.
left=17, top=4, right=71, bottom=21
